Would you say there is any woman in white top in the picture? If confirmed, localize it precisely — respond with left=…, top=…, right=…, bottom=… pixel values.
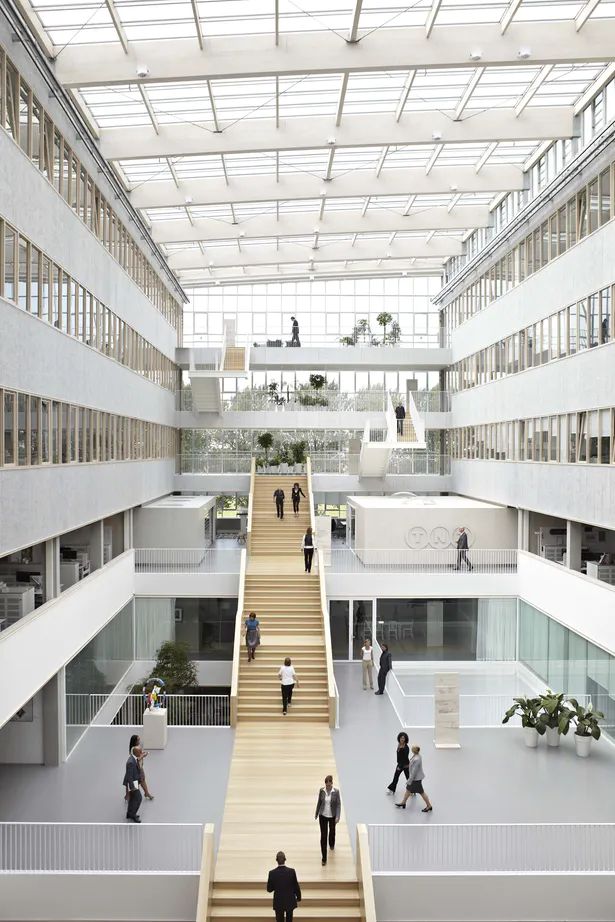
left=278, top=656, right=299, bottom=715
left=361, top=638, right=374, bottom=690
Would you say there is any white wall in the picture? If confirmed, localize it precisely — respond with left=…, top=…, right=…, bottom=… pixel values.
left=0, top=300, right=177, bottom=425
left=178, top=409, right=380, bottom=430
left=134, top=573, right=239, bottom=596
left=174, top=473, right=453, bottom=494
left=326, top=570, right=518, bottom=599
left=0, top=873, right=198, bottom=921
left=0, top=459, right=174, bottom=555
left=451, top=342, right=615, bottom=426
left=353, top=503, right=517, bottom=553
left=451, top=219, right=615, bottom=361
left=373, top=873, right=615, bottom=921
left=133, top=501, right=214, bottom=549
left=452, top=460, right=615, bottom=531
left=248, top=345, right=451, bottom=371
left=518, top=551, right=615, bottom=655
left=0, top=552, right=134, bottom=729
left=0, top=693, right=43, bottom=764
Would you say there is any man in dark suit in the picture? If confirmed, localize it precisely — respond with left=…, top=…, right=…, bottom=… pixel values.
left=123, top=746, right=142, bottom=823
left=266, top=851, right=301, bottom=922
left=395, top=402, right=406, bottom=435
left=273, top=487, right=285, bottom=519
left=455, top=526, right=473, bottom=571
left=375, top=643, right=392, bottom=695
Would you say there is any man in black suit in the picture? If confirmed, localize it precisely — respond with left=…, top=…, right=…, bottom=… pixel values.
left=123, top=746, right=142, bottom=823
left=266, top=851, right=301, bottom=922
left=375, top=643, right=392, bottom=695
left=273, top=488, right=285, bottom=519
left=455, top=526, right=473, bottom=571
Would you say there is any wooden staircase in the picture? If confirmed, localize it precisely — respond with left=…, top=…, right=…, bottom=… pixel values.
left=223, top=346, right=246, bottom=371
left=398, top=418, right=417, bottom=442
left=207, top=469, right=364, bottom=922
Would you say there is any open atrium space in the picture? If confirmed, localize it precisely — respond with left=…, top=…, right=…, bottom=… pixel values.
left=2, top=1, right=615, bottom=919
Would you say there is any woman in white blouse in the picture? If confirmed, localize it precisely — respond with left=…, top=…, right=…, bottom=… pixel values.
left=361, top=637, right=374, bottom=690
left=278, top=656, right=299, bottom=715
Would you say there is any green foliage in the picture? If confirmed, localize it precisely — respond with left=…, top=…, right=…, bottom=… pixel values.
left=339, top=335, right=356, bottom=346
left=298, top=393, right=328, bottom=407
left=568, top=698, right=604, bottom=739
left=256, top=431, right=274, bottom=460
left=387, top=320, right=402, bottom=344
left=376, top=311, right=393, bottom=344
left=290, top=440, right=307, bottom=464
left=537, top=690, right=573, bottom=734
left=502, top=696, right=545, bottom=732
left=147, top=641, right=197, bottom=693
left=309, top=374, right=326, bottom=390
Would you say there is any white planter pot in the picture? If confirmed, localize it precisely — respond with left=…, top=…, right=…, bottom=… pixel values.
left=575, top=734, right=592, bottom=758
left=545, top=726, right=560, bottom=748
left=523, top=727, right=539, bottom=748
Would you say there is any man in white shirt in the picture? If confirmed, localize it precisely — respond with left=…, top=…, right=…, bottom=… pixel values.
left=314, top=775, right=341, bottom=865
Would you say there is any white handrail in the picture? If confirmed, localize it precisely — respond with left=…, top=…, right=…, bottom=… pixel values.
left=65, top=693, right=231, bottom=727
left=0, top=822, right=203, bottom=872
left=229, top=548, right=247, bottom=727
left=367, top=823, right=615, bottom=873
left=329, top=548, right=518, bottom=573
left=405, top=389, right=426, bottom=445
left=134, top=548, right=242, bottom=572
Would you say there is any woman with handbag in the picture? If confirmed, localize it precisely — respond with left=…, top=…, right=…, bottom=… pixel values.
left=395, top=744, right=433, bottom=812
left=244, top=611, right=260, bottom=662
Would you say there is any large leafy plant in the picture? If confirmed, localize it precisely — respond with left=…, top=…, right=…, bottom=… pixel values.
left=568, top=698, right=604, bottom=739
left=502, top=696, right=545, bottom=731
left=537, top=690, right=573, bottom=735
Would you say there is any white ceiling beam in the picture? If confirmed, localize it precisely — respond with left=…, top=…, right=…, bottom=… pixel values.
left=130, top=164, right=526, bottom=209
left=375, top=146, right=389, bottom=178
left=14, top=0, right=56, bottom=56
left=104, top=0, right=129, bottom=54
left=168, top=237, right=463, bottom=271
left=475, top=141, right=498, bottom=173
left=500, top=0, right=524, bottom=35
left=138, top=85, right=159, bottom=134
left=453, top=67, right=484, bottom=120
left=574, top=61, right=615, bottom=115
left=178, top=264, right=442, bottom=285
left=207, top=81, right=221, bottom=133
left=361, top=196, right=371, bottom=217
left=447, top=192, right=462, bottom=213
left=325, top=147, right=336, bottom=181
left=403, top=194, right=417, bottom=216
left=348, top=0, right=364, bottom=43
left=101, top=107, right=575, bottom=160
left=425, top=0, right=442, bottom=38
left=395, top=70, right=416, bottom=122
left=189, top=0, right=204, bottom=49
left=150, top=205, right=491, bottom=245
left=514, top=64, right=554, bottom=117
left=576, top=0, right=602, bottom=31
left=336, top=73, right=349, bottom=127
left=53, top=22, right=615, bottom=87
left=274, top=0, right=280, bottom=46
left=425, top=143, right=443, bottom=175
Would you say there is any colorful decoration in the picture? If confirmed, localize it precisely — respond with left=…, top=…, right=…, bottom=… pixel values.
left=142, top=677, right=167, bottom=710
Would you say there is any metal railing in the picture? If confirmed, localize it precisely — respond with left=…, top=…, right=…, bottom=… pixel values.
left=221, top=389, right=388, bottom=413
left=367, top=823, right=615, bottom=874
left=134, top=547, right=242, bottom=573
left=388, top=451, right=451, bottom=474
left=179, top=452, right=253, bottom=474
left=413, top=390, right=452, bottom=413
left=0, top=822, right=203, bottom=872
left=309, top=452, right=360, bottom=474
left=66, top=693, right=231, bottom=727
left=184, top=333, right=442, bottom=348
left=328, top=548, right=518, bottom=573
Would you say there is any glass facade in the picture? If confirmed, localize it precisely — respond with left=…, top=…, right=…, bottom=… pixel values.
left=65, top=601, right=134, bottom=754
left=136, top=597, right=237, bottom=661
left=519, top=601, right=615, bottom=739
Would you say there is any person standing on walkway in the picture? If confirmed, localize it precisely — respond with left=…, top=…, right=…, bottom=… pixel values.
left=301, top=526, right=316, bottom=573
left=386, top=732, right=410, bottom=794
left=290, top=316, right=301, bottom=347
left=314, top=775, right=341, bottom=865
left=273, top=487, right=285, bottom=519
left=395, top=745, right=433, bottom=812
left=244, top=611, right=260, bottom=662
left=128, top=735, right=154, bottom=801
left=375, top=643, right=392, bottom=695
left=123, top=746, right=142, bottom=822
left=266, top=851, right=301, bottom=922
left=455, top=526, right=473, bottom=571
left=361, top=637, right=374, bottom=690
left=395, top=402, right=406, bottom=436
left=278, top=657, right=298, bottom=715
left=291, top=482, right=305, bottom=515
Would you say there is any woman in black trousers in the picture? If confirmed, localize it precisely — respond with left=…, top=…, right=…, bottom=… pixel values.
left=291, top=482, right=306, bottom=515
left=301, top=527, right=316, bottom=573
left=386, top=732, right=410, bottom=795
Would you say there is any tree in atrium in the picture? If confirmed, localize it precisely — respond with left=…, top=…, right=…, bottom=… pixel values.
left=257, top=431, right=274, bottom=461
left=147, top=641, right=197, bottom=693
left=376, top=311, right=394, bottom=345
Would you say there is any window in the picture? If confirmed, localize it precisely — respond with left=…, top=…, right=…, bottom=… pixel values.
left=18, top=237, right=28, bottom=310
left=3, top=224, right=16, bottom=302
left=3, top=391, right=15, bottom=465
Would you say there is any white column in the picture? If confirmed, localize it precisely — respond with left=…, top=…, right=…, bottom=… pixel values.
left=566, top=519, right=583, bottom=571
left=42, top=669, right=66, bottom=766
left=44, top=537, right=60, bottom=601
left=90, top=521, right=104, bottom=571
left=123, top=509, right=133, bottom=551
left=517, top=509, right=530, bottom=551
left=427, top=600, right=444, bottom=648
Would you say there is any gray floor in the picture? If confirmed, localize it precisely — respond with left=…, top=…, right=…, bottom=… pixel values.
left=396, top=670, right=536, bottom=695
left=0, top=726, right=234, bottom=838
left=333, top=663, right=615, bottom=838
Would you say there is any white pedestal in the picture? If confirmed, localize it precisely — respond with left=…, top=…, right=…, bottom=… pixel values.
left=434, top=673, right=461, bottom=749
left=142, top=708, right=168, bottom=749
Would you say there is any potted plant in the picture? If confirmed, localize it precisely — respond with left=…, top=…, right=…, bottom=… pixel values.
left=502, top=696, right=545, bottom=748
left=537, top=690, right=573, bottom=747
left=568, top=698, right=604, bottom=758
left=376, top=311, right=393, bottom=344
left=256, top=432, right=274, bottom=463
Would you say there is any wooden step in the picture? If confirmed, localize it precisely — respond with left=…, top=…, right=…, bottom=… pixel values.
left=212, top=885, right=359, bottom=907
left=210, top=907, right=360, bottom=920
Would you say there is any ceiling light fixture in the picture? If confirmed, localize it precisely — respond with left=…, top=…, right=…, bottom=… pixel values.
left=184, top=196, right=193, bottom=204
left=319, top=190, right=327, bottom=198
left=449, top=183, right=458, bottom=192
left=136, top=65, right=150, bottom=78
left=517, top=48, right=531, bottom=59
left=432, top=130, right=443, bottom=141
left=469, top=50, right=483, bottom=62
left=239, top=231, right=246, bottom=238
left=327, top=137, right=336, bottom=146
